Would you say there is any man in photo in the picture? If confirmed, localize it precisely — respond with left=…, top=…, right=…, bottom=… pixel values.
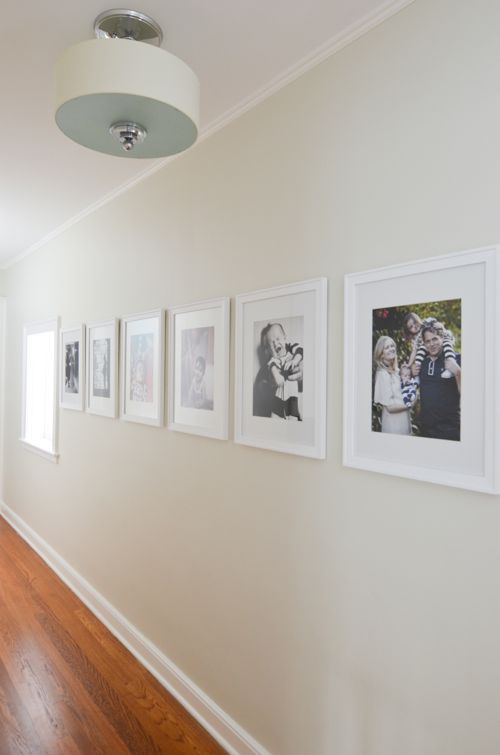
left=412, top=322, right=461, bottom=441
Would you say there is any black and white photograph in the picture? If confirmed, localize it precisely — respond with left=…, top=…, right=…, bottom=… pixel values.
left=86, top=320, right=118, bottom=418
left=168, top=298, right=229, bottom=439
left=253, top=316, right=304, bottom=420
left=65, top=341, right=79, bottom=394
left=129, top=332, right=154, bottom=403
left=372, top=299, right=461, bottom=441
left=93, top=338, right=110, bottom=398
left=181, top=326, right=214, bottom=411
left=120, top=310, right=164, bottom=426
left=344, top=245, right=500, bottom=493
left=235, top=278, right=327, bottom=459
left=60, top=325, right=85, bottom=411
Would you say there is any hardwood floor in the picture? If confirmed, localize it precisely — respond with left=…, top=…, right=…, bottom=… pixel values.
left=0, top=518, right=227, bottom=754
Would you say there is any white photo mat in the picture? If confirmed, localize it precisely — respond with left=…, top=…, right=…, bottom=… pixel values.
left=60, top=324, right=85, bottom=411
left=343, top=245, right=500, bottom=493
left=120, top=309, right=165, bottom=426
left=168, top=298, right=229, bottom=439
left=86, top=319, right=119, bottom=418
left=235, top=278, right=327, bottom=459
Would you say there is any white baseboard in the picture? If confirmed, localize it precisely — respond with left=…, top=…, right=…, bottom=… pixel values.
left=0, top=502, right=271, bottom=755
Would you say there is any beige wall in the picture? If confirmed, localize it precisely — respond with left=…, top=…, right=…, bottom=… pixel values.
left=3, top=1, right=500, bottom=753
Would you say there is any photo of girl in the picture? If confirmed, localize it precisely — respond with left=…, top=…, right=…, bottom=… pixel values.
left=372, top=299, right=461, bottom=440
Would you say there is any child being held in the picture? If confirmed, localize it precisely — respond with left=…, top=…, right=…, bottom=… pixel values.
left=402, top=312, right=458, bottom=379
left=260, top=322, right=303, bottom=420
left=399, top=363, right=419, bottom=408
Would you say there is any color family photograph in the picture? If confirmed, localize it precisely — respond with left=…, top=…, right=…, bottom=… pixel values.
left=372, top=299, right=461, bottom=441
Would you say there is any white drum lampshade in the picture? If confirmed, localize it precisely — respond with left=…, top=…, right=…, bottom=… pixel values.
left=55, top=11, right=200, bottom=158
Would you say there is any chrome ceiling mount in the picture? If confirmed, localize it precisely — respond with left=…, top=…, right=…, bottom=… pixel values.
left=110, top=122, right=147, bottom=151
left=94, top=9, right=163, bottom=46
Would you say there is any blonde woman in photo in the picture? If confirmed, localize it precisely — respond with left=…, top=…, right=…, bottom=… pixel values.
left=373, top=335, right=414, bottom=434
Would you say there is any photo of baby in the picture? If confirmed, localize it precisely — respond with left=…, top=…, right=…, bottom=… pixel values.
left=253, top=316, right=304, bottom=420
left=181, top=326, right=214, bottom=410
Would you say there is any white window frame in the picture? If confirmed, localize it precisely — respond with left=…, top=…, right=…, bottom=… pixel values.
left=20, top=317, right=60, bottom=462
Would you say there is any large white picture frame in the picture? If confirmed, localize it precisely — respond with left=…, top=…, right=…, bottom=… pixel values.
left=86, top=319, right=119, bottom=418
left=60, top=324, right=85, bottom=411
left=343, top=245, right=500, bottom=494
left=235, top=278, right=327, bottom=458
left=120, top=309, right=165, bottom=426
left=168, top=298, right=229, bottom=439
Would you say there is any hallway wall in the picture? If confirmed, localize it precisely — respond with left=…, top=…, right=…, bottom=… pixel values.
left=3, top=2, right=500, bottom=753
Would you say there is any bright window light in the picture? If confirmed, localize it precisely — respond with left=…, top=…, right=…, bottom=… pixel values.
left=22, top=320, right=58, bottom=458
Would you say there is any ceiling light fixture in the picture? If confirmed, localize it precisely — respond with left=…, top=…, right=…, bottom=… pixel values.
left=55, top=9, right=200, bottom=158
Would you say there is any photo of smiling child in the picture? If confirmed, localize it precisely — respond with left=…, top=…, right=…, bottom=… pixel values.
left=253, top=316, right=304, bottom=420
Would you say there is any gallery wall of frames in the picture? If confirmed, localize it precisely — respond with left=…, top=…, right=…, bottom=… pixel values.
left=59, top=244, right=500, bottom=493
left=59, top=278, right=328, bottom=460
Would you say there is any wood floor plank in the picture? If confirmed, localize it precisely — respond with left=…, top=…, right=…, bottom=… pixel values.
left=0, top=542, right=135, bottom=754
left=0, top=518, right=227, bottom=755
left=0, top=655, right=42, bottom=754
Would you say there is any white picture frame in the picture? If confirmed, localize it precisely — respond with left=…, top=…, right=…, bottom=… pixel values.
left=86, top=319, right=119, bottom=418
left=60, top=324, right=85, bottom=411
left=343, top=244, right=500, bottom=494
left=168, top=298, right=229, bottom=439
left=120, top=309, right=165, bottom=426
left=235, top=278, right=327, bottom=458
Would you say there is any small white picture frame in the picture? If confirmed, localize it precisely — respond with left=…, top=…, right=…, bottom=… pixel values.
left=120, top=309, right=165, bottom=426
left=235, top=278, right=327, bottom=458
left=343, top=244, right=500, bottom=494
left=60, top=324, right=85, bottom=411
left=168, top=298, right=230, bottom=439
left=86, top=319, right=119, bottom=418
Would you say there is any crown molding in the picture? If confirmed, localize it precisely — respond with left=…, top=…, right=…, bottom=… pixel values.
left=2, top=0, right=415, bottom=271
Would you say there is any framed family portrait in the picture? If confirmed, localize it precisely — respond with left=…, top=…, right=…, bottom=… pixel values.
left=120, top=309, right=165, bottom=426
left=343, top=245, right=500, bottom=494
left=86, top=319, right=118, bottom=418
left=235, top=278, right=327, bottom=458
left=60, top=325, right=85, bottom=410
left=168, top=298, right=229, bottom=439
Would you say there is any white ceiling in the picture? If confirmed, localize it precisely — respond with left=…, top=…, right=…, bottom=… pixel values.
left=0, top=0, right=412, bottom=267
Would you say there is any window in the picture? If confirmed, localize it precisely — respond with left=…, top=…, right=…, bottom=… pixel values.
left=21, top=319, right=59, bottom=460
